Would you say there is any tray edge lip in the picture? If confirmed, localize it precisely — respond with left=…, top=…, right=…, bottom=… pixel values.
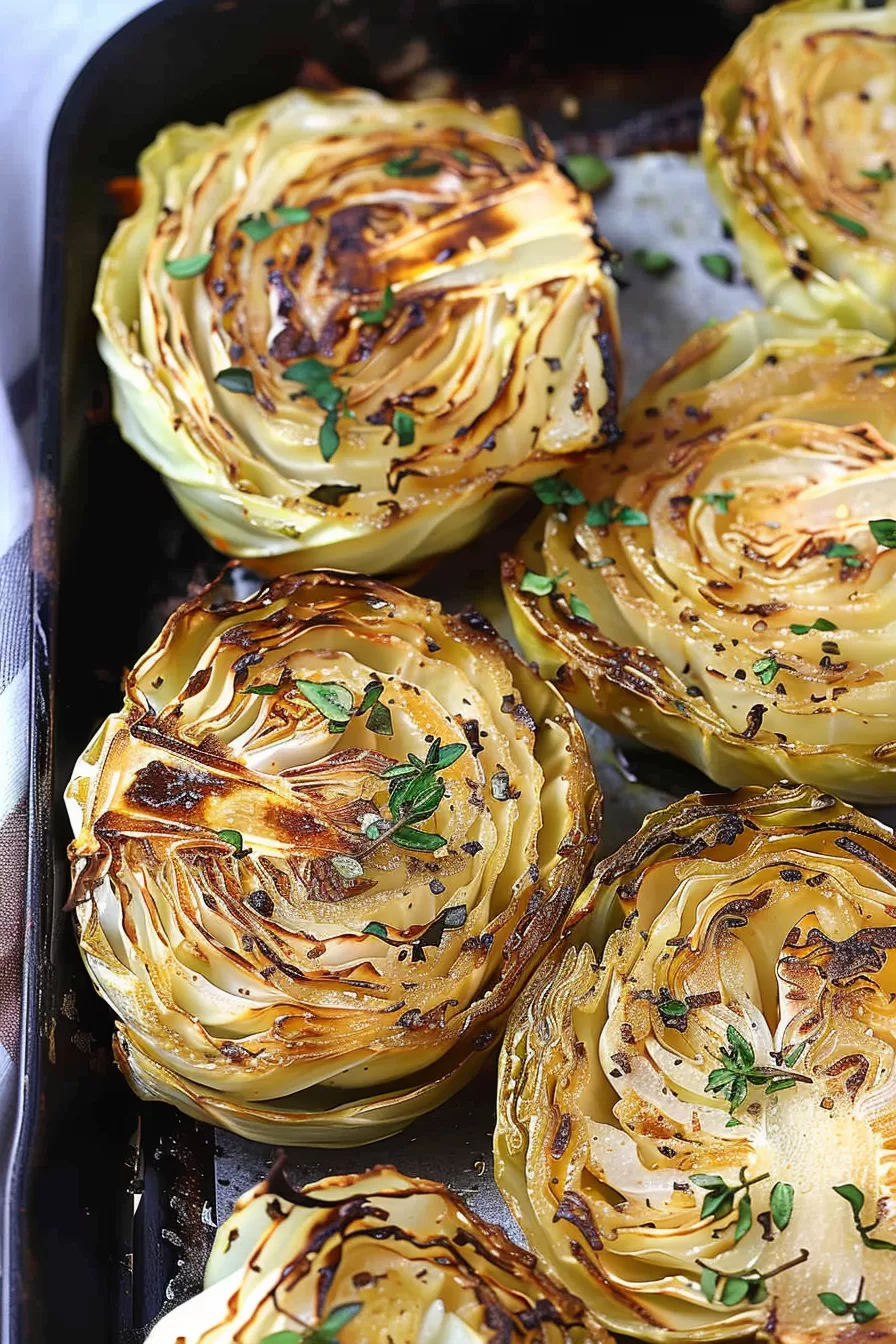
left=1, top=3, right=229, bottom=1341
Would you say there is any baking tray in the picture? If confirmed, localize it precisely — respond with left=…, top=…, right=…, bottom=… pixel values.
left=10, top=1, right=767, bottom=1340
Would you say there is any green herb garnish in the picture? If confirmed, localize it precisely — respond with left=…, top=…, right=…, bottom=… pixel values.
left=519, top=569, right=565, bottom=596
left=377, top=738, right=467, bottom=853
left=275, top=205, right=312, bottom=224
left=819, top=1281, right=880, bottom=1324
left=860, top=160, right=894, bottom=182
left=568, top=594, right=594, bottom=623
left=215, top=367, right=255, bottom=395
left=294, top=679, right=354, bottom=726
left=698, top=1250, right=809, bottom=1308
left=632, top=248, right=676, bottom=276
left=164, top=251, right=213, bottom=278
left=820, top=209, right=869, bottom=238
left=789, top=618, right=837, bottom=634
left=700, top=253, right=734, bottom=283
left=870, top=518, right=896, bottom=548
left=261, top=1301, right=364, bottom=1344
left=358, top=284, right=395, bottom=325
left=770, top=1182, right=794, bottom=1231
left=238, top=213, right=277, bottom=242
left=752, top=656, right=779, bottom=685
left=217, top=829, right=244, bottom=851
left=586, top=497, right=648, bottom=527
left=532, top=475, right=586, bottom=508
left=392, top=409, right=415, bottom=447
left=701, top=491, right=735, bottom=514
left=383, top=149, right=440, bottom=178
left=566, top=153, right=613, bottom=193
left=308, top=482, right=361, bottom=507
left=834, top=1184, right=896, bottom=1251
left=358, top=679, right=393, bottom=737
left=704, top=1023, right=812, bottom=1116
left=283, top=357, right=350, bottom=460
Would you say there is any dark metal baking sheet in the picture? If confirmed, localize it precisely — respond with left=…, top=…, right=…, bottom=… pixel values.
left=13, top=2, right=770, bottom=1341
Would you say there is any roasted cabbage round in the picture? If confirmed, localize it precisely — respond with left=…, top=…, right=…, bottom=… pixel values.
left=503, top=308, right=896, bottom=802
left=496, top=783, right=896, bottom=1342
left=94, top=87, right=620, bottom=575
left=702, top=0, right=896, bottom=338
left=65, top=570, right=598, bottom=1144
left=145, top=1165, right=610, bottom=1344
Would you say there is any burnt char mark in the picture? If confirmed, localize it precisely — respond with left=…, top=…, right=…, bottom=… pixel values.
left=596, top=329, right=621, bottom=445
left=126, top=760, right=228, bottom=815
left=183, top=667, right=212, bottom=698
left=325, top=203, right=378, bottom=290
left=551, top=1114, right=572, bottom=1159
left=835, top=835, right=896, bottom=890
left=460, top=718, right=484, bottom=756
left=456, top=607, right=498, bottom=637
left=270, top=324, right=316, bottom=362
left=553, top=1191, right=603, bottom=1251
left=740, top=704, right=768, bottom=740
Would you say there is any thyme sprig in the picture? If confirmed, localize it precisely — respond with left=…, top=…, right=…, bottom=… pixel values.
left=834, top=1184, right=896, bottom=1252
left=705, top=1025, right=812, bottom=1117
left=698, top=1249, right=809, bottom=1307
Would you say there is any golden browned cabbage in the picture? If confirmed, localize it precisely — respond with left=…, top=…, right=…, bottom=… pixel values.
left=702, top=0, right=896, bottom=338
left=496, top=784, right=896, bottom=1343
left=94, top=87, right=620, bottom=576
left=65, top=570, right=598, bottom=1144
left=503, top=308, right=896, bottom=802
left=145, top=1165, right=610, bottom=1344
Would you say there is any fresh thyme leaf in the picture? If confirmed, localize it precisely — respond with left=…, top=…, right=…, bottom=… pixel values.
left=331, top=855, right=364, bottom=880
left=818, top=1293, right=850, bottom=1317
left=700, top=253, right=734, bottom=283
left=691, top=1174, right=727, bottom=1189
left=854, top=1300, right=881, bottom=1323
left=752, top=656, right=779, bottom=685
left=215, top=367, right=255, bottom=395
left=770, top=1182, right=794, bottom=1231
left=789, top=618, right=837, bottom=634
left=765, top=1077, right=796, bottom=1094
left=783, top=1041, right=807, bottom=1068
left=217, top=829, right=243, bottom=851
left=164, top=251, right=213, bottom=278
left=294, top=679, right=354, bottom=722
left=632, top=248, right=676, bottom=276
left=728, top=1026, right=754, bottom=1065
left=820, top=209, right=869, bottom=238
left=391, top=825, right=447, bottom=852
left=319, top=408, right=341, bottom=461
left=279, top=1301, right=363, bottom=1343
left=568, top=594, right=594, bottom=623
left=826, top=542, right=860, bottom=559
left=734, top=1192, right=752, bottom=1244
left=451, top=149, right=471, bottom=165
left=358, top=680, right=384, bottom=715
left=238, top=213, right=276, bottom=242
left=532, top=475, right=586, bottom=508
left=393, top=409, right=415, bottom=446
left=615, top=505, right=649, bottom=526
left=658, top=998, right=689, bottom=1019
left=275, top=205, right=312, bottom=223
left=282, top=356, right=338, bottom=392
left=432, top=742, right=467, bottom=769
left=520, top=570, right=558, bottom=596
left=860, top=160, right=894, bottom=182
left=834, top=1183, right=896, bottom=1251
left=566, top=153, right=613, bottom=193
left=585, top=497, right=648, bottom=527
left=358, top=284, right=395, bottom=325
left=366, top=701, right=394, bottom=736
left=870, top=518, right=896, bottom=548
left=383, top=149, right=440, bottom=178
left=700, top=1268, right=719, bottom=1303
left=585, top=497, right=617, bottom=527
left=240, top=683, right=282, bottom=695
left=819, top=1285, right=880, bottom=1325
left=363, top=920, right=390, bottom=940
left=721, top=1277, right=751, bottom=1306
left=701, top=491, right=735, bottom=514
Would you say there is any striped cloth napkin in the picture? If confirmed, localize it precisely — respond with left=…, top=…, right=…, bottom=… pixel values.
left=0, top=0, right=148, bottom=1166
